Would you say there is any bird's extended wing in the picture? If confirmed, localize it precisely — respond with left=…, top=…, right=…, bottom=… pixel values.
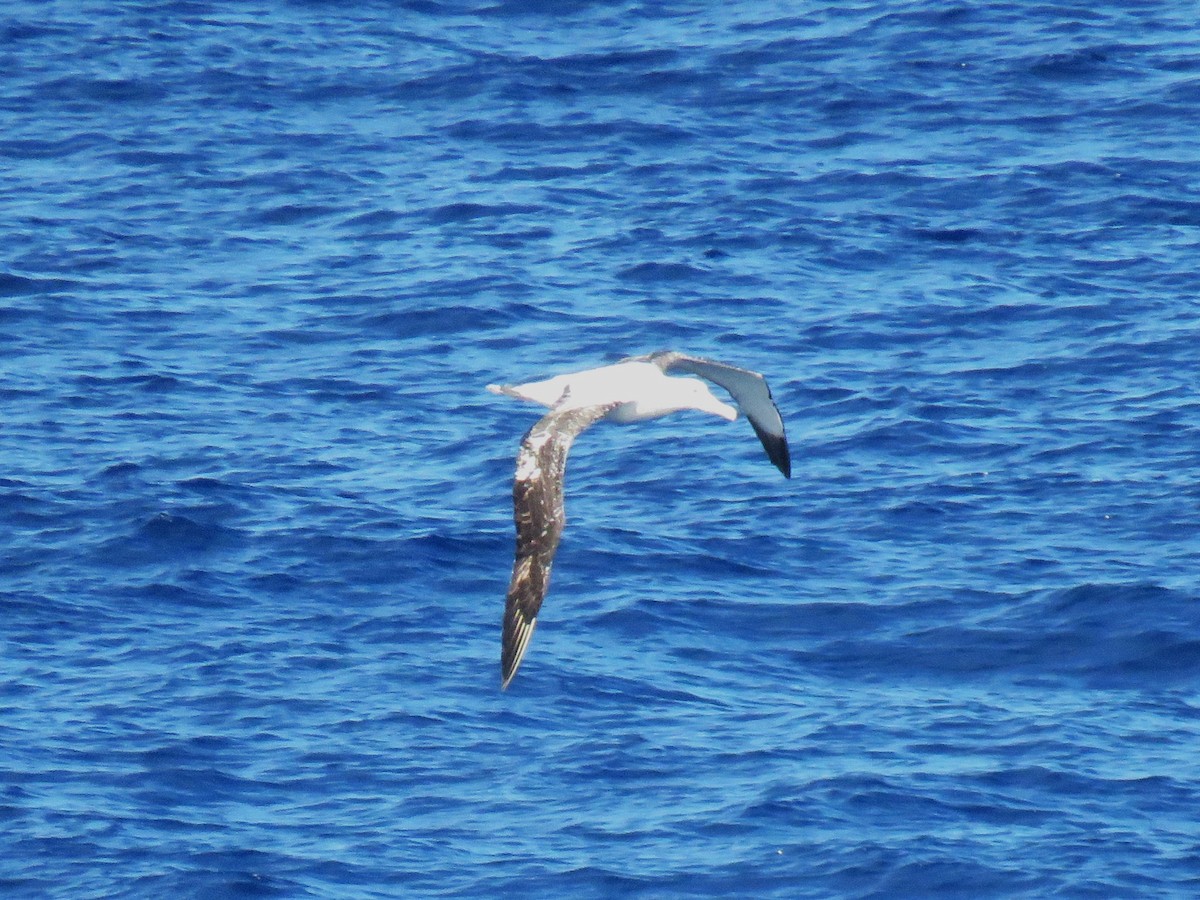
left=501, top=401, right=617, bottom=689
left=649, top=351, right=791, bottom=478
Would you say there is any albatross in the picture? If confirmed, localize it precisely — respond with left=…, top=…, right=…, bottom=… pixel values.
left=488, top=350, right=791, bottom=690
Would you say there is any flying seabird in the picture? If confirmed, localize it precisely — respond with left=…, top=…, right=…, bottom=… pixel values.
left=488, top=351, right=791, bottom=690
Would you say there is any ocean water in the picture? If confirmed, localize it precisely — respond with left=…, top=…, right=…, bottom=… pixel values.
left=3, top=0, right=1200, bottom=896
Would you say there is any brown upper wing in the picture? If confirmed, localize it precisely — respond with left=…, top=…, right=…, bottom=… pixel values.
left=501, top=402, right=617, bottom=689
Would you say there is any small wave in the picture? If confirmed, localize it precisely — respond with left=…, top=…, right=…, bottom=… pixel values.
left=425, top=201, right=546, bottom=224
left=617, top=261, right=707, bottom=282
left=0, top=272, right=74, bottom=296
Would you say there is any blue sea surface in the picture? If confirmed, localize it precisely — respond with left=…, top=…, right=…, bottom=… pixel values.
left=3, top=1, right=1200, bottom=896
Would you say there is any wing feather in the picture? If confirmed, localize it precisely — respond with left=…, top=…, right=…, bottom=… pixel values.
left=501, top=402, right=616, bottom=689
left=648, top=351, right=791, bottom=477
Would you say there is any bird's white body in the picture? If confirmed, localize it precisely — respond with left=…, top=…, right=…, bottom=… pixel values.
left=488, top=360, right=738, bottom=424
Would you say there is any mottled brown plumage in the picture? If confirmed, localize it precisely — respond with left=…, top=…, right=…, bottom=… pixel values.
left=501, top=402, right=618, bottom=689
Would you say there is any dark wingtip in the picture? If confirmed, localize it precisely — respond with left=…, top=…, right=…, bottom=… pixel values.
left=500, top=658, right=517, bottom=691
left=749, top=419, right=791, bottom=478
left=500, top=649, right=518, bottom=691
left=774, top=441, right=792, bottom=479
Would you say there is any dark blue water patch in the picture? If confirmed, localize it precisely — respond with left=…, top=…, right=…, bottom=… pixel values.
left=128, top=580, right=221, bottom=609
left=483, top=226, right=557, bottom=249
left=39, top=74, right=171, bottom=105
left=1037, top=581, right=1197, bottom=632
left=260, top=527, right=447, bottom=590
left=246, top=571, right=311, bottom=597
left=424, top=201, right=547, bottom=224
left=1115, top=194, right=1200, bottom=227
left=338, top=208, right=402, bottom=231
left=137, top=510, right=231, bottom=548
left=379, top=0, right=459, bottom=16
left=0, top=20, right=73, bottom=43
left=869, top=856, right=1043, bottom=897
left=132, top=870, right=307, bottom=899
left=0, top=485, right=62, bottom=528
left=385, top=62, right=510, bottom=103
left=66, top=373, right=202, bottom=411
left=125, top=849, right=311, bottom=898
left=443, top=116, right=695, bottom=148
left=251, top=203, right=340, bottom=227
left=355, top=297, right=569, bottom=337
left=480, top=0, right=631, bottom=19
left=910, top=225, right=984, bottom=244
left=88, top=511, right=243, bottom=571
left=0, top=132, right=111, bottom=160
left=191, top=64, right=282, bottom=111
left=908, top=297, right=1109, bottom=335
left=500, top=47, right=700, bottom=100
left=616, top=261, right=709, bottom=283
left=479, top=161, right=615, bottom=183
left=976, top=765, right=1179, bottom=806
left=254, top=376, right=393, bottom=405
left=98, top=461, right=144, bottom=481
left=0, top=272, right=75, bottom=296
left=252, top=326, right=352, bottom=348
left=1023, top=46, right=1121, bottom=80
left=176, top=476, right=249, bottom=497
left=801, top=581, right=1200, bottom=687
left=849, top=417, right=993, bottom=456
left=108, top=148, right=207, bottom=169
left=818, top=82, right=928, bottom=125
